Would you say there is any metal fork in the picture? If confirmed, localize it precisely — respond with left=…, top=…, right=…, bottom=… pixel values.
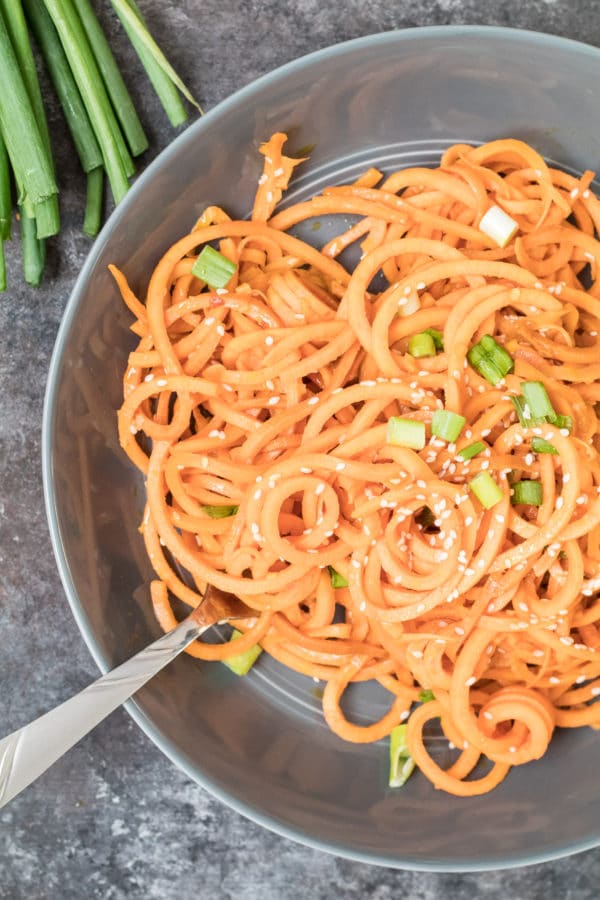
left=0, top=588, right=253, bottom=809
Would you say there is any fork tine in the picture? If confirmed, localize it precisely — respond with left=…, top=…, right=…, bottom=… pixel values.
left=190, top=586, right=255, bottom=627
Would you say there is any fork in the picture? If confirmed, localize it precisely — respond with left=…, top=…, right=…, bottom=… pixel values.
left=0, top=587, right=253, bottom=809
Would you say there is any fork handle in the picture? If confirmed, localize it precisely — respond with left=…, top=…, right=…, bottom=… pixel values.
left=0, top=616, right=212, bottom=809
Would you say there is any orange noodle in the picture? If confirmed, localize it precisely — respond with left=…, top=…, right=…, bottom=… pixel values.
left=113, top=134, right=600, bottom=796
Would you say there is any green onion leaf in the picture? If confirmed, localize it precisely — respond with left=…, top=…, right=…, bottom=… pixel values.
left=408, top=331, right=436, bottom=358
left=469, top=471, right=504, bottom=509
left=0, top=5, right=58, bottom=209
left=531, top=437, right=558, bottom=455
left=457, top=441, right=487, bottom=460
left=20, top=206, right=45, bottom=286
left=328, top=566, right=348, bottom=588
left=222, top=629, right=262, bottom=676
left=431, top=409, right=466, bottom=443
left=192, top=245, right=236, bottom=289
left=389, top=724, right=416, bottom=788
left=511, top=480, right=543, bottom=506
left=418, top=689, right=435, bottom=703
left=548, top=413, right=573, bottom=432
left=425, top=328, right=444, bottom=351
left=387, top=416, right=426, bottom=450
left=202, top=504, right=239, bottom=518
left=83, top=167, right=103, bottom=237
left=109, top=0, right=200, bottom=122
left=23, top=0, right=103, bottom=174
left=0, top=132, right=10, bottom=240
left=521, top=381, right=555, bottom=419
left=467, top=335, right=514, bottom=385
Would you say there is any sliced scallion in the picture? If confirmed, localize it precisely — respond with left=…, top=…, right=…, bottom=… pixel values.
left=387, top=416, right=426, bottom=451
left=192, top=245, right=236, bottom=289
left=521, top=381, right=555, bottom=419
left=511, top=480, right=543, bottom=506
left=467, top=335, right=514, bottom=385
left=425, top=328, right=444, bottom=351
left=222, top=629, right=262, bottom=676
left=511, top=395, right=545, bottom=429
left=431, top=409, right=466, bottom=443
left=418, top=689, right=435, bottom=703
left=469, top=471, right=504, bottom=509
left=408, top=331, right=436, bottom=358
left=389, top=724, right=416, bottom=788
left=548, top=413, right=573, bottom=432
left=457, top=441, right=486, bottom=460
left=531, top=437, right=558, bottom=455
left=202, top=504, right=239, bottom=518
left=328, top=566, right=348, bottom=589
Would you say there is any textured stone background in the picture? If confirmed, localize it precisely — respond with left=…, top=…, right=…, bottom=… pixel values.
left=2, top=1, right=600, bottom=898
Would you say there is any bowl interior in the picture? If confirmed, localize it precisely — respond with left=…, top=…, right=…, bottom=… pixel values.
left=44, top=27, right=600, bottom=870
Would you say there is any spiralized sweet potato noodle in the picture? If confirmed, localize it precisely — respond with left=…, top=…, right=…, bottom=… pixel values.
left=114, top=135, right=600, bottom=796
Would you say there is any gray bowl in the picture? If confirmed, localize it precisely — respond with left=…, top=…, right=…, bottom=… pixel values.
left=43, top=26, right=600, bottom=871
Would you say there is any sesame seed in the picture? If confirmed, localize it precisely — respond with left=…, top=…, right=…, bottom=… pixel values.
left=465, top=676, right=476, bottom=687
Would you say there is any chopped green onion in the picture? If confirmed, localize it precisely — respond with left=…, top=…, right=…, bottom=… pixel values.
left=71, top=0, right=149, bottom=157
left=408, top=331, right=436, bottom=358
left=387, top=416, right=426, bottom=451
left=479, top=204, right=519, bottom=247
left=521, top=381, right=555, bottom=419
left=23, top=0, right=103, bottom=174
left=467, top=335, right=514, bottom=385
left=531, top=437, right=558, bottom=455
left=201, top=504, right=239, bottom=518
left=548, top=413, right=573, bottom=432
left=425, top=328, right=444, bottom=351
left=511, top=480, right=543, bottom=506
left=110, top=0, right=198, bottom=126
left=192, top=245, right=237, bottom=289
left=389, top=724, right=416, bottom=788
left=328, top=566, right=348, bottom=589
left=222, top=629, right=262, bottom=676
left=431, top=409, right=466, bottom=443
left=457, top=441, right=486, bottom=460
left=418, top=689, right=435, bottom=703
left=83, top=167, right=103, bottom=237
left=510, top=395, right=546, bottom=429
left=415, top=506, right=436, bottom=529
left=469, top=471, right=504, bottom=509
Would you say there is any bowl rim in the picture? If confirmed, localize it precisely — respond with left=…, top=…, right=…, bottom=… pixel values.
left=42, top=24, right=600, bottom=871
